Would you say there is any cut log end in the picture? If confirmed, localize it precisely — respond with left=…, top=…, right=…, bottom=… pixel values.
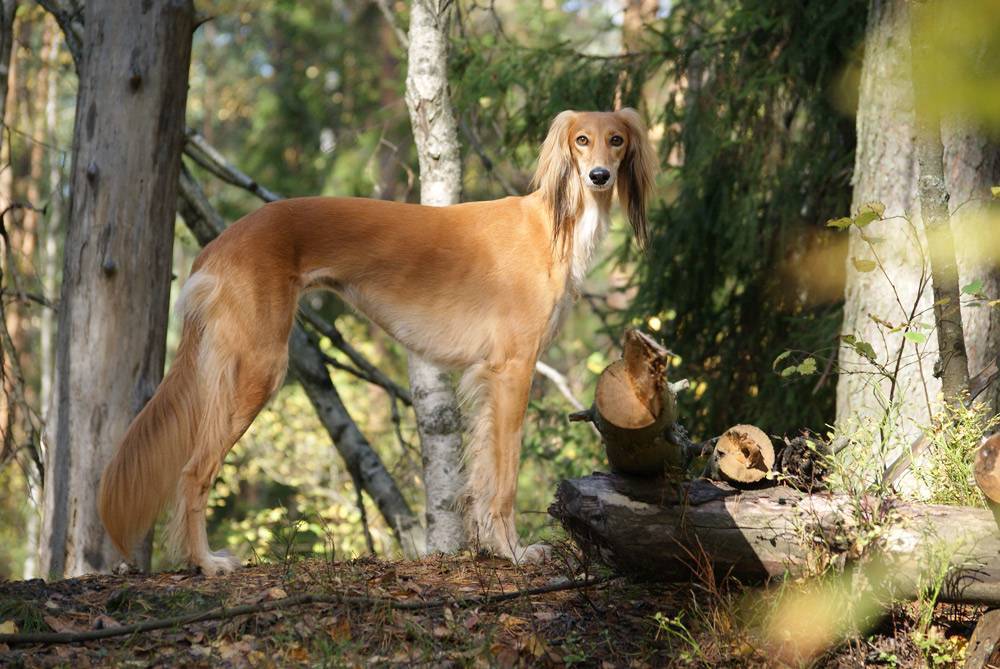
left=595, top=360, right=659, bottom=430
left=975, top=433, right=1000, bottom=504
left=711, top=424, right=775, bottom=484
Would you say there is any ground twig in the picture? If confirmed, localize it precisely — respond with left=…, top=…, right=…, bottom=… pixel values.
left=0, top=575, right=615, bottom=646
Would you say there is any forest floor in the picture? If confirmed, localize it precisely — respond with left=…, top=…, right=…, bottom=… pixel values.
left=0, top=549, right=984, bottom=668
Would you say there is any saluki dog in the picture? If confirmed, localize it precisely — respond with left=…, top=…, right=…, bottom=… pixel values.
left=98, top=109, right=657, bottom=575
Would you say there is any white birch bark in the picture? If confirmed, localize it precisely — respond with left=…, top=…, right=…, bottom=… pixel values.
left=404, top=0, right=466, bottom=553
left=40, top=0, right=194, bottom=577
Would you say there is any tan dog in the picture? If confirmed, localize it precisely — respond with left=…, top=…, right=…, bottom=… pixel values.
left=98, top=109, right=657, bottom=574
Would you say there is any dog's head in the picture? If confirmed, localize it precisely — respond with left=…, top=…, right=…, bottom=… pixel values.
left=532, top=109, right=658, bottom=253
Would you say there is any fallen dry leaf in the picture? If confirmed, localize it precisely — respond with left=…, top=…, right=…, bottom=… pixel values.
left=91, top=613, right=121, bottom=629
left=43, top=614, right=87, bottom=634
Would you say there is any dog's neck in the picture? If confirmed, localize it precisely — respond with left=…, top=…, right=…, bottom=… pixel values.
left=569, top=189, right=613, bottom=290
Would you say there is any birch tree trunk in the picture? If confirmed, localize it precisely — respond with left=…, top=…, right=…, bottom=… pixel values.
left=404, top=0, right=466, bottom=554
left=40, top=0, right=194, bottom=578
left=39, top=19, right=60, bottom=416
left=836, top=0, right=997, bottom=471
left=0, top=0, right=17, bottom=451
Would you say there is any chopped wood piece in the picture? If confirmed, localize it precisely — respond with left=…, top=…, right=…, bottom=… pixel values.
left=709, top=424, right=774, bottom=484
left=976, top=434, right=1000, bottom=504
left=777, top=434, right=830, bottom=492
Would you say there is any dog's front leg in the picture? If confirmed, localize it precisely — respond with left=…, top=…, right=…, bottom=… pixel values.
left=464, top=357, right=550, bottom=563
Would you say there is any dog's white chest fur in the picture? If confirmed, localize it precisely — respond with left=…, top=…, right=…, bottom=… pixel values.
left=570, top=203, right=610, bottom=290
left=544, top=202, right=610, bottom=346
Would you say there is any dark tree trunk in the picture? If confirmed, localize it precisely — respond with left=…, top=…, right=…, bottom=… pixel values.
left=41, top=0, right=194, bottom=578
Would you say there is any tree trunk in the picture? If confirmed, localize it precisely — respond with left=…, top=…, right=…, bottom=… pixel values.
left=39, top=16, right=60, bottom=416
left=910, top=0, right=970, bottom=406
left=837, top=0, right=929, bottom=459
left=836, top=0, right=996, bottom=474
left=551, top=473, right=1000, bottom=605
left=40, top=0, right=193, bottom=578
left=0, top=0, right=17, bottom=454
left=404, top=0, right=466, bottom=554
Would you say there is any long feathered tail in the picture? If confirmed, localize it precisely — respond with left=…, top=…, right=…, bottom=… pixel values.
left=97, top=272, right=229, bottom=560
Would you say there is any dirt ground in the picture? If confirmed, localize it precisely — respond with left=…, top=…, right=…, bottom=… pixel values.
left=0, top=551, right=985, bottom=668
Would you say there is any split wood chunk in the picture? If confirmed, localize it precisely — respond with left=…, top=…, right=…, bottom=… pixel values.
left=590, top=329, right=681, bottom=477
left=710, top=424, right=774, bottom=484
left=975, top=434, right=1000, bottom=504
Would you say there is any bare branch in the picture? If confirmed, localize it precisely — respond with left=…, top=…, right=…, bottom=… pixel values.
left=183, top=129, right=283, bottom=203
left=0, top=575, right=613, bottom=646
left=372, top=0, right=409, bottom=49
left=534, top=360, right=584, bottom=411
left=299, top=305, right=412, bottom=405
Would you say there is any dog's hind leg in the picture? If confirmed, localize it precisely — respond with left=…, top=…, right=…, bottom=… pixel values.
left=168, top=336, right=289, bottom=576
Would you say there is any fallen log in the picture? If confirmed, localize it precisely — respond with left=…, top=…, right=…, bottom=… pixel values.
left=549, top=472, right=1000, bottom=605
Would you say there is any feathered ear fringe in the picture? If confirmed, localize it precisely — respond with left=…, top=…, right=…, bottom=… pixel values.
left=615, top=108, right=658, bottom=251
left=531, top=110, right=582, bottom=256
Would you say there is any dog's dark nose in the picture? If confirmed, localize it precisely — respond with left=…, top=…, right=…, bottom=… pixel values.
left=589, top=167, right=611, bottom=185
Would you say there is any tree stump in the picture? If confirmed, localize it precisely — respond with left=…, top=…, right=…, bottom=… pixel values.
left=570, top=329, right=683, bottom=476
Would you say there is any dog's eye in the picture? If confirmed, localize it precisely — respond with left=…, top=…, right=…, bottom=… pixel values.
left=610, top=135, right=624, bottom=147
left=575, top=136, right=589, bottom=146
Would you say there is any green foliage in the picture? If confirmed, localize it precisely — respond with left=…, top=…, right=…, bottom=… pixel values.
left=637, top=0, right=867, bottom=439
left=910, top=400, right=1000, bottom=507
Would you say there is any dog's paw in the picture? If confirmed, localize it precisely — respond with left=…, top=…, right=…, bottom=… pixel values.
left=517, top=543, right=552, bottom=564
left=195, top=550, right=240, bottom=576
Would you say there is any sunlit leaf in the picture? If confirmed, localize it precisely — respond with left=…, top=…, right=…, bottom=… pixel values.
left=846, top=337, right=877, bottom=361
left=854, top=210, right=879, bottom=228
left=903, top=331, right=927, bottom=345
left=781, top=366, right=798, bottom=378
left=851, top=258, right=877, bottom=273
left=962, top=279, right=984, bottom=295
left=773, top=350, right=792, bottom=370
left=826, top=217, right=852, bottom=230
left=860, top=201, right=886, bottom=218
left=797, top=357, right=818, bottom=375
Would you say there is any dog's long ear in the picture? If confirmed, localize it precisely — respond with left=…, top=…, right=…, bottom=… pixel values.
left=616, top=108, right=658, bottom=250
left=531, top=110, right=581, bottom=255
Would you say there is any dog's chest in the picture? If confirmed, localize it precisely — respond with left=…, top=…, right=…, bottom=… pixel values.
left=570, top=204, right=610, bottom=290
left=544, top=205, right=609, bottom=346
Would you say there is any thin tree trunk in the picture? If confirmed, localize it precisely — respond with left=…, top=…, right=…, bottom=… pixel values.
left=0, top=0, right=17, bottom=450
left=39, top=18, right=60, bottom=415
left=22, top=13, right=58, bottom=582
left=909, top=0, right=970, bottom=406
left=0, top=0, right=16, bottom=450
left=404, top=0, right=466, bottom=554
left=40, top=0, right=194, bottom=578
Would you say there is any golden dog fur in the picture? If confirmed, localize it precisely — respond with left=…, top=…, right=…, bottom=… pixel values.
left=97, top=109, right=657, bottom=574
